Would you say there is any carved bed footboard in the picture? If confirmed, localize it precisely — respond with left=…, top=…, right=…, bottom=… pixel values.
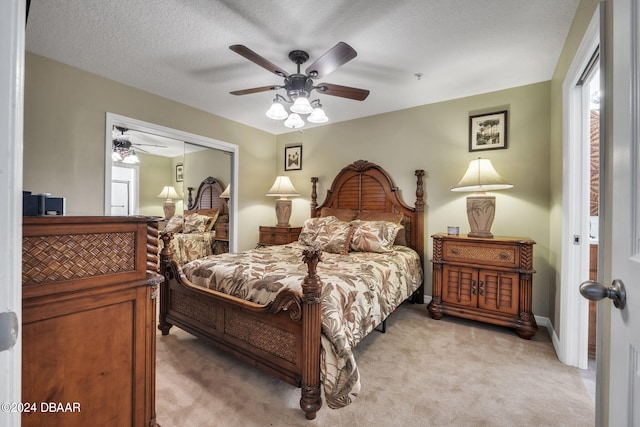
left=159, top=235, right=323, bottom=420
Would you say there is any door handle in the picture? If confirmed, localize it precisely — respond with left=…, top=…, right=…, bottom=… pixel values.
left=579, top=279, right=626, bottom=310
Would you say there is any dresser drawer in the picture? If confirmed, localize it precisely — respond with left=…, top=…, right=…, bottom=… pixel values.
left=442, top=240, right=518, bottom=268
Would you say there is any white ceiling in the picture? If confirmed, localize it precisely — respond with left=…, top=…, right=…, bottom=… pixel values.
left=25, top=0, right=580, bottom=136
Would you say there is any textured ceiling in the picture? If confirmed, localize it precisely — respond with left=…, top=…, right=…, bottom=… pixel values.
left=25, top=0, right=580, bottom=135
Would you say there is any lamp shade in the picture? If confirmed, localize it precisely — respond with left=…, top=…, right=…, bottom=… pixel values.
left=307, top=107, right=329, bottom=123
left=220, top=184, right=230, bottom=199
left=284, top=113, right=305, bottom=129
left=290, top=96, right=313, bottom=114
left=451, top=158, right=513, bottom=193
left=266, top=176, right=299, bottom=198
left=157, top=185, right=180, bottom=200
left=266, top=101, right=288, bottom=120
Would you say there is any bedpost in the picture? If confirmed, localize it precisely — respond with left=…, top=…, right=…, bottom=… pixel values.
left=158, top=233, right=175, bottom=335
left=310, top=177, right=318, bottom=217
left=414, top=169, right=426, bottom=303
left=300, top=247, right=323, bottom=420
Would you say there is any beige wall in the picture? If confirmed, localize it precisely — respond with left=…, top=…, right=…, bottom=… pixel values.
left=276, top=81, right=553, bottom=317
left=24, top=52, right=275, bottom=250
left=27, top=40, right=599, bottom=322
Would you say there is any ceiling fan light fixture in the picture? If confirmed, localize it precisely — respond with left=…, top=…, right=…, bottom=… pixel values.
left=111, top=147, right=123, bottom=162
left=121, top=150, right=140, bottom=164
left=266, top=100, right=288, bottom=120
left=307, top=106, right=328, bottom=123
left=290, top=96, right=313, bottom=114
left=284, top=113, right=305, bottom=129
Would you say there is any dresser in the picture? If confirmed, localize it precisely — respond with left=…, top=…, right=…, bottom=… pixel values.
left=428, top=233, right=538, bottom=339
left=258, top=225, right=302, bottom=246
left=21, top=216, right=162, bottom=426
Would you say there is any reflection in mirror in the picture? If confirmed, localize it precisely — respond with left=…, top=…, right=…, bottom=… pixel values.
left=105, top=113, right=239, bottom=252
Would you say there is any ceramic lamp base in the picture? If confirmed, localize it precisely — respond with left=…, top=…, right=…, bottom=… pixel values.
left=163, top=200, right=176, bottom=219
left=274, top=198, right=292, bottom=228
left=466, top=194, right=495, bottom=238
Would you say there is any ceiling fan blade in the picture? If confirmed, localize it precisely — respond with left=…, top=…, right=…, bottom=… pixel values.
left=230, top=45, right=289, bottom=77
left=230, top=85, right=279, bottom=96
left=316, top=83, right=370, bottom=101
left=305, top=42, right=357, bottom=79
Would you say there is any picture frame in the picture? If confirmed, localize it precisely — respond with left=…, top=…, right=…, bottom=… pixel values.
left=284, top=145, right=302, bottom=171
left=176, top=164, right=184, bottom=182
left=469, top=110, right=508, bottom=152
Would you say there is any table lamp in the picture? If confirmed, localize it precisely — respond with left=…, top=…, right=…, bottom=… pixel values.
left=451, top=158, right=513, bottom=238
left=266, top=176, right=299, bottom=227
left=157, top=185, right=180, bottom=219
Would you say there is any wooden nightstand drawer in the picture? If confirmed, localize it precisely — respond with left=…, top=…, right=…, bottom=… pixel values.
left=215, top=223, right=229, bottom=240
left=259, top=226, right=302, bottom=246
left=443, top=240, right=518, bottom=268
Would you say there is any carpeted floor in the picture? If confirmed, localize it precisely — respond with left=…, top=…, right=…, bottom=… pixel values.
left=155, top=302, right=595, bottom=426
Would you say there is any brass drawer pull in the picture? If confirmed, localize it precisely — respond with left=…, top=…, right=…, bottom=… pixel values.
left=500, top=252, right=509, bottom=259
left=451, top=247, right=459, bottom=254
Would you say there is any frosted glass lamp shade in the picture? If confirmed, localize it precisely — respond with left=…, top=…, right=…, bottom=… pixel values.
left=266, top=101, right=288, bottom=120
left=290, top=96, right=313, bottom=114
left=307, top=107, right=328, bottom=123
left=284, top=113, right=305, bottom=129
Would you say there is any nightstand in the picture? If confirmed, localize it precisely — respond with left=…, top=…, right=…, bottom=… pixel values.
left=427, top=233, right=538, bottom=339
left=258, top=226, right=302, bottom=246
left=213, top=223, right=229, bottom=254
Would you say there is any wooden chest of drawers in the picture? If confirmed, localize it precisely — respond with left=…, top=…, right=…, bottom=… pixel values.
left=21, top=216, right=162, bottom=426
left=258, top=226, right=302, bottom=246
left=427, top=233, right=538, bottom=339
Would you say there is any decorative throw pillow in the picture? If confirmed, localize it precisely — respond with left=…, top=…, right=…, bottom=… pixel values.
left=320, top=207, right=358, bottom=222
left=298, top=216, right=331, bottom=246
left=183, top=213, right=212, bottom=234
left=314, top=219, right=352, bottom=254
left=394, top=225, right=407, bottom=246
left=163, top=215, right=183, bottom=233
left=349, top=220, right=402, bottom=253
left=298, top=216, right=352, bottom=253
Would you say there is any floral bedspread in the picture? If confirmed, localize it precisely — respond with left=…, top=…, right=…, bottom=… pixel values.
left=180, top=242, right=423, bottom=408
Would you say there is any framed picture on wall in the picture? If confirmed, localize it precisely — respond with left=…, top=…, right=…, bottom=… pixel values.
left=469, top=110, right=508, bottom=151
left=176, top=164, right=184, bottom=182
left=284, top=145, right=302, bottom=171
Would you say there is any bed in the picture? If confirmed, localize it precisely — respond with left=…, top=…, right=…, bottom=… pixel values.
left=158, top=160, right=425, bottom=419
left=159, top=176, right=229, bottom=264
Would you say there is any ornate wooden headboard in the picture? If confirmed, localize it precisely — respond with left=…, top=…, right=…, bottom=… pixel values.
left=310, top=160, right=426, bottom=263
left=187, top=176, right=227, bottom=214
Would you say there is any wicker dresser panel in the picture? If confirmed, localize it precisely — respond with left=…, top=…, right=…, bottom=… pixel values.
left=22, top=232, right=136, bottom=285
left=442, top=241, right=518, bottom=268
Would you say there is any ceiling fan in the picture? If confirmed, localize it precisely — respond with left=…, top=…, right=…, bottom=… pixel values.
left=229, top=42, right=370, bottom=128
left=112, top=126, right=167, bottom=163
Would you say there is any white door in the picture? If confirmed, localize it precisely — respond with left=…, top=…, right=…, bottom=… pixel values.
left=111, top=180, right=130, bottom=215
left=604, top=0, right=640, bottom=424
left=111, top=165, right=138, bottom=215
left=0, top=1, right=23, bottom=426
